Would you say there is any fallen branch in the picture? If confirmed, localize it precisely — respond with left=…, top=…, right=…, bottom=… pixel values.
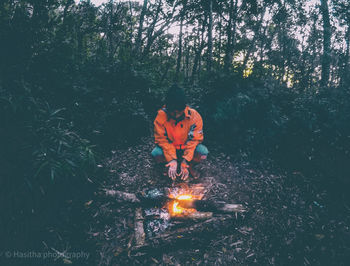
left=103, top=189, right=246, bottom=213
left=103, top=189, right=140, bottom=203
left=178, top=200, right=246, bottom=213
left=172, top=212, right=213, bottom=220
left=131, top=215, right=235, bottom=256
left=134, top=208, right=145, bottom=246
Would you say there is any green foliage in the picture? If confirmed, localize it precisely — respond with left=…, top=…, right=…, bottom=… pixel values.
left=31, top=102, right=96, bottom=183
left=202, top=74, right=290, bottom=151
left=202, top=74, right=350, bottom=196
left=1, top=0, right=350, bottom=252
left=0, top=92, right=96, bottom=193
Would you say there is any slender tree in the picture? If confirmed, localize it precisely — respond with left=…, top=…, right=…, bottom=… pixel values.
left=175, top=14, right=184, bottom=81
left=207, top=0, right=213, bottom=72
left=320, top=0, right=331, bottom=87
left=135, top=0, right=148, bottom=56
left=224, top=0, right=238, bottom=71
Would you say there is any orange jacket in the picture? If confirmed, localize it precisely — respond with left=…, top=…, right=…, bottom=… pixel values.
left=153, top=105, right=204, bottom=162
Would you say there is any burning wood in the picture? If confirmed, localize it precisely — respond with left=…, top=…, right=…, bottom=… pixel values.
left=103, top=188, right=246, bottom=216
left=177, top=199, right=245, bottom=213
left=167, top=196, right=213, bottom=220
left=167, top=192, right=201, bottom=217
left=103, top=182, right=247, bottom=255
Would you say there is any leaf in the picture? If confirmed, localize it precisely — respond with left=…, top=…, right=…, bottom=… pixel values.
left=63, top=258, right=72, bottom=264
left=24, top=177, right=33, bottom=190
left=85, top=200, right=93, bottom=207
left=65, top=159, right=77, bottom=167
left=34, top=161, right=49, bottom=178
left=50, top=108, right=66, bottom=117
left=315, top=234, right=325, bottom=240
left=51, top=168, right=55, bottom=181
left=151, top=257, right=159, bottom=263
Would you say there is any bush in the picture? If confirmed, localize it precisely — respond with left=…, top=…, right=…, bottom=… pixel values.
left=201, top=74, right=350, bottom=199
left=202, top=74, right=291, bottom=152
left=0, top=92, right=97, bottom=223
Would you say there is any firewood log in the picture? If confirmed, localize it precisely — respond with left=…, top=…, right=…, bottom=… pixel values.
left=177, top=200, right=246, bottom=213
left=134, top=208, right=145, bottom=246
left=171, top=212, right=213, bottom=220
left=131, top=215, right=235, bottom=256
left=103, top=189, right=140, bottom=203
left=103, top=189, right=246, bottom=213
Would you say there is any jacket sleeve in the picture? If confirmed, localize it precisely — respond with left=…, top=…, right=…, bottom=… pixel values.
left=183, top=111, right=204, bottom=162
left=154, top=111, right=177, bottom=162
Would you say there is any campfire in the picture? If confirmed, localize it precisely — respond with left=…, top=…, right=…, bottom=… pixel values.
left=167, top=184, right=205, bottom=217
left=103, top=178, right=246, bottom=253
left=170, top=197, right=197, bottom=216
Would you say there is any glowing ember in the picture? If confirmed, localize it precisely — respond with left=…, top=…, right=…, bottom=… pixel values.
left=177, top=195, right=192, bottom=200
left=172, top=201, right=183, bottom=214
left=168, top=194, right=198, bottom=216
left=166, top=184, right=206, bottom=217
left=170, top=200, right=197, bottom=216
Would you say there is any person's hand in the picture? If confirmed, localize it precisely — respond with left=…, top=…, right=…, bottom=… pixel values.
left=166, top=160, right=178, bottom=180
left=178, top=160, right=189, bottom=181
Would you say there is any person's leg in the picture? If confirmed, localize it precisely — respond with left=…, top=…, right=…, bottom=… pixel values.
left=192, top=144, right=209, bottom=163
left=189, top=144, right=209, bottom=178
left=151, top=145, right=166, bottom=163
left=151, top=146, right=168, bottom=177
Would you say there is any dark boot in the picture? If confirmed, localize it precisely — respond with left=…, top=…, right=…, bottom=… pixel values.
left=189, top=162, right=200, bottom=179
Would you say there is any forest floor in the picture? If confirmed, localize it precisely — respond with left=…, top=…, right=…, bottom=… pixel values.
left=86, top=137, right=350, bottom=266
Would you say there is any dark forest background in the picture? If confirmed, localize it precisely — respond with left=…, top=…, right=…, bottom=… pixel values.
left=1, top=0, right=350, bottom=264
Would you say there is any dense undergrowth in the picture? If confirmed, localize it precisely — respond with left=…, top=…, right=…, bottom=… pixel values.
left=200, top=73, right=350, bottom=202
left=1, top=0, right=350, bottom=264
left=2, top=64, right=349, bottom=265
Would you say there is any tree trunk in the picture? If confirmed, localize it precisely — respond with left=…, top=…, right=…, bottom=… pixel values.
left=175, top=16, right=184, bottom=82
left=217, top=16, right=222, bottom=64
left=224, top=0, right=238, bottom=71
left=341, top=25, right=350, bottom=86
left=259, top=23, right=268, bottom=64
left=320, top=0, right=331, bottom=87
left=62, top=0, right=74, bottom=23
left=128, top=0, right=134, bottom=42
left=160, top=48, right=176, bottom=85
left=191, top=18, right=206, bottom=84
left=108, top=0, right=114, bottom=60
left=185, top=36, right=190, bottom=83
left=135, top=0, right=148, bottom=56
left=207, top=0, right=213, bottom=72
left=241, top=7, right=266, bottom=73
left=142, top=0, right=162, bottom=56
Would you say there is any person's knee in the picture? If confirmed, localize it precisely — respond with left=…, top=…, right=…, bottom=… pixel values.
left=196, top=144, right=209, bottom=156
left=151, top=146, right=165, bottom=163
left=193, top=144, right=209, bottom=162
left=151, top=146, right=163, bottom=157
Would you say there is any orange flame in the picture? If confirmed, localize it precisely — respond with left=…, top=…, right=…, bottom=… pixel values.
left=170, top=200, right=197, bottom=216
left=177, top=195, right=192, bottom=200
left=168, top=194, right=197, bottom=216
left=166, top=184, right=206, bottom=217
left=172, top=201, right=183, bottom=214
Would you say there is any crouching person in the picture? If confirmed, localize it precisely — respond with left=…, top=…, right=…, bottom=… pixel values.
left=151, top=85, right=208, bottom=181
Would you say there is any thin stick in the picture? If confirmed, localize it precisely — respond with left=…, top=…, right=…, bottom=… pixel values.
left=134, top=208, right=145, bottom=247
